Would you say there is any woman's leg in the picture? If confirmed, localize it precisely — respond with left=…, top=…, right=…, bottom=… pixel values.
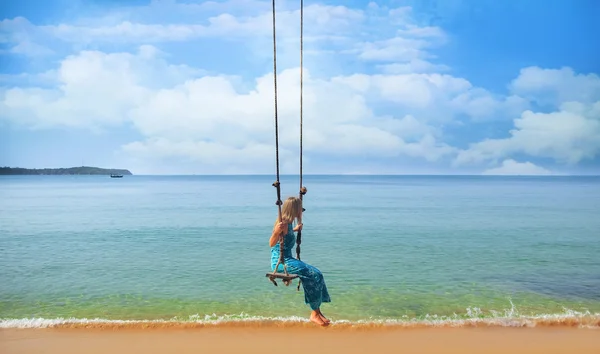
left=285, top=259, right=331, bottom=325
left=302, top=265, right=331, bottom=311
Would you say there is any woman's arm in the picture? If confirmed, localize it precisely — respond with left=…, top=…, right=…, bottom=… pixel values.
left=269, top=222, right=288, bottom=247
left=293, top=216, right=303, bottom=232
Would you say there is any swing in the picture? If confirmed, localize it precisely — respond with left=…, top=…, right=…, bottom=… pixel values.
left=265, top=0, right=306, bottom=289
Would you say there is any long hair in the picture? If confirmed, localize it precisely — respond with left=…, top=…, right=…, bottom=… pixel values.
left=275, top=196, right=302, bottom=225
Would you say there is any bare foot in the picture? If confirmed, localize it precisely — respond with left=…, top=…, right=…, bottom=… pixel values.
left=310, top=311, right=328, bottom=326
left=316, top=310, right=331, bottom=324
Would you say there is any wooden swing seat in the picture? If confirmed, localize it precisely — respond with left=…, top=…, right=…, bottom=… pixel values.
left=266, top=272, right=299, bottom=286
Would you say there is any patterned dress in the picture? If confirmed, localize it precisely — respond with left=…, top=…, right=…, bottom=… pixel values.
left=271, top=223, right=331, bottom=310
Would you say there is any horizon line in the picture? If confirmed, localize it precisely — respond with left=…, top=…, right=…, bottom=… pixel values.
left=1, top=167, right=598, bottom=177
left=127, top=174, right=598, bottom=177
left=3, top=173, right=600, bottom=177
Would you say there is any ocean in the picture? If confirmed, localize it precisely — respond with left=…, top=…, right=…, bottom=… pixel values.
left=1, top=175, right=599, bottom=328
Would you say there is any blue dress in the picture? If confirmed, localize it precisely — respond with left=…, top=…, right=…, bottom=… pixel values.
left=271, top=223, right=331, bottom=311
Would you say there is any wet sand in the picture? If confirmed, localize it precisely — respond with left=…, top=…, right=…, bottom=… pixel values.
left=2, top=326, right=599, bottom=354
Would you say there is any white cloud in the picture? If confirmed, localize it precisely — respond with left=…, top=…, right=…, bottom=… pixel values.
left=333, top=73, right=470, bottom=111
left=377, top=59, right=450, bottom=74
left=455, top=67, right=600, bottom=168
left=0, top=70, right=57, bottom=86
left=353, top=36, right=434, bottom=62
left=482, top=159, right=552, bottom=176
left=510, top=66, right=600, bottom=107
left=0, top=17, right=31, bottom=42
left=120, top=138, right=283, bottom=173
left=3, top=4, right=362, bottom=45
left=9, top=40, right=55, bottom=56
left=1, top=1, right=464, bottom=174
left=1, top=1, right=599, bottom=174
left=333, top=72, right=527, bottom=122
left=122, top=59, right=455, bottom=164
left=0, top=2, right=447, bottom=77
left=456, top=102, right=600, bottom=166
left=147, top=0, right=270, bottom=16
left=1, top=46, right=197, bottom=130
left=0, top=44, right=456, bottom=172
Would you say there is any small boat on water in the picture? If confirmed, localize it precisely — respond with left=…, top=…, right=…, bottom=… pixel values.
left=110, top=174, right=123, bottom=178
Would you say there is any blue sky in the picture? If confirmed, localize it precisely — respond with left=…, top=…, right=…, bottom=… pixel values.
left=1, top=0, right=599, bottom=175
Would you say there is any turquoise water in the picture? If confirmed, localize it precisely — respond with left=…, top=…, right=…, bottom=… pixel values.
left=1, top=175, right=599, bottom=327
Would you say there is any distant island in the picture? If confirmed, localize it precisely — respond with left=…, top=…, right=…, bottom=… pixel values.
left=0, top=166, right=133, bottom=176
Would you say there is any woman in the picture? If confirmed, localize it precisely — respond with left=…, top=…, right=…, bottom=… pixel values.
left=269, top=196, right=332, bottom=326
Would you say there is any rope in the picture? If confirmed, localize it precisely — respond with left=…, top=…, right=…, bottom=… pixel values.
left=296, top=0, right=304, bottom=262
left=269, top=0, right=306, bottom=288
left=299, top=0, right=304, bottom=194
left=296, top=0, right=305, bottom=291
left=272, top=0, right=280, bottom=193
left=271, top=0, right=286, bottom=275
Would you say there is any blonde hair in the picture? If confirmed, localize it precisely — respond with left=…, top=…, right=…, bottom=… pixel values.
left=275, top=196, right=303, bottom=225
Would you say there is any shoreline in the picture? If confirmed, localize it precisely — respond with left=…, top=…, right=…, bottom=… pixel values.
left=3, top=316, right=600, bottom=330
left=2, top=310, right=600, bottom=330
left=2, top=326, right=599, bottom=354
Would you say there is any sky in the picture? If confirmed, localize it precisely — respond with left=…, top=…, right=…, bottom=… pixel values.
left=1, top=0, right=599, bottom=175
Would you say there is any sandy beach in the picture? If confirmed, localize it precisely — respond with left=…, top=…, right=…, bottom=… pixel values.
left=2, top=325, right=599, bottom=354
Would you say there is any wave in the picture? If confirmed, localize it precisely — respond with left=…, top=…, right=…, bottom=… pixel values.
left=2, top=307, right=599, bottom=330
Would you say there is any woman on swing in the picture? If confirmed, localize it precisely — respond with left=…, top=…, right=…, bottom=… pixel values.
left=269, top=196, right=332, bottom=326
